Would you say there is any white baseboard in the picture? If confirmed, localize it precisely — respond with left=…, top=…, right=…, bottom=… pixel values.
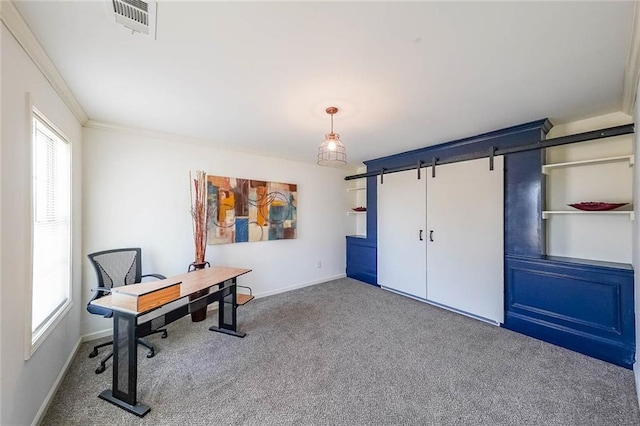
left=253, top=273, right=346, bottom=299
left=209, top=274, right=346, bottom=310
left=32, top=338, right=82, bottom=426
left=635, top=363, right=640, bottom=408
left=81, top=329, right=112, bottom=342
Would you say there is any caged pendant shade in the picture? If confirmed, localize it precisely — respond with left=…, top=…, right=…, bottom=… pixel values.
left=317, top=107, right=347, bottom=166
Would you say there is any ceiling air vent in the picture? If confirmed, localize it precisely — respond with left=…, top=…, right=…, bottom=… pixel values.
left=110, top=0, right=157, bottom=38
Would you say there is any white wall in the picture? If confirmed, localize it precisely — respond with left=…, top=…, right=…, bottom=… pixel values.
left=0, top=14, right=4, bottom=426
left=82, top=125, right=350, bottom=335
left=0, top=23, right=83, bottom=425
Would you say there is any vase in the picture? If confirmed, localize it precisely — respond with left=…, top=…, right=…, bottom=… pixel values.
left=188, top=261, right=210, bottom=322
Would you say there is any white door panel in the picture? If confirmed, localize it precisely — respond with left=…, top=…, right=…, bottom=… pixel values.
left=426, top=157, right=504, bottom=323
left=377, top=169, right=427, bottom=299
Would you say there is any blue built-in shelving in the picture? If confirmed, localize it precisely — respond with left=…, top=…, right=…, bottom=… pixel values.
left=346, top=119, right=635, bottom=369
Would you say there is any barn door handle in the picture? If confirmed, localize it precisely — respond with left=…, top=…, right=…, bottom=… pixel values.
left=419, top=230, right=423, bottom=241
left=429, top=230, right=434, bottom=242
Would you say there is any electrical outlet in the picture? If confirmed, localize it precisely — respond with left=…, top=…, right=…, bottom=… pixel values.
left=317, top=261, right=322, bottom=268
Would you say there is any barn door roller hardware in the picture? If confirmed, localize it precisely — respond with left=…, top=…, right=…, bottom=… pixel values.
left=345, top=123, right=634, bottom=181
left=489, top=147, right=496, bottom=171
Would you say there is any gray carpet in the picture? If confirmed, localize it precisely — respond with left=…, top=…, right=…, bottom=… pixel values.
left=42, top=278, right=640, bottom=425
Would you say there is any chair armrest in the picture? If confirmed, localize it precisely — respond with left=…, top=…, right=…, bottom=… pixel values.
left=89, top=286, right=111, bottom=299
left=141, top=273, right=166, bottom=280
left=87, top=287, right=114, bottom=318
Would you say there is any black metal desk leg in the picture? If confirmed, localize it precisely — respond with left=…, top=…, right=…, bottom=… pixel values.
left=98, top=311, right=150, bottom=417
left=209, top=278, right=246, bottom=338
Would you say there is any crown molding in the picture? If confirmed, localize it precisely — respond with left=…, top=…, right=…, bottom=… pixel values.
left=84, top=119, right=262, bottom=152
left=84, top=120, right=360, bottom=171
left=84, top=119, right=205, bottom=144
left=622, top=0, right=640, bottom=115
left=0, top=0, right=88, bottom=124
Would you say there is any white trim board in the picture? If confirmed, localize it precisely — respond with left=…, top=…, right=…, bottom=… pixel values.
left=81, top=329, right=112, bottom=343
left=636, top=366, right=640, bottom=409
left=253, top=273, right=346, bottom=299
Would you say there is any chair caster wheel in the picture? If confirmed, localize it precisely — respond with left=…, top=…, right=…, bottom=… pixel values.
left=89, top=348, right=98, bottom=358
left=147, top=350, right=155, bottom=359
left=95, top=365, right=106, bottom=374
left=161, top=330, right=168, bottom=338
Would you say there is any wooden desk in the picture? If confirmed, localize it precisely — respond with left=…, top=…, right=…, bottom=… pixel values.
left=90, top=266, right=251, bottom=417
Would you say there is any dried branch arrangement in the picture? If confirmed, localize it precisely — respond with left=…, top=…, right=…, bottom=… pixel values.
left=189, top=170, right=210, bottom=264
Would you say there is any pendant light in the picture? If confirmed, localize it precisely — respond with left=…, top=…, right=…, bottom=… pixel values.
left=317, top=107, right=347, bottom=166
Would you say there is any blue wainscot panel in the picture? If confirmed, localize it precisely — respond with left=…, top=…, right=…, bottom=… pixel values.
left=504, top=255, right=635, bottom=368
left=346, top=236, right=377, bottom=286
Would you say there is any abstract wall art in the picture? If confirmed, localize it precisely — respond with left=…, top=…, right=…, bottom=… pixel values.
left=207, top=175, right=297, bottom=245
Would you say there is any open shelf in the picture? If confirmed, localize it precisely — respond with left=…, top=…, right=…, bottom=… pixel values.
left=542, top=210, right=634, bottom=220
left=544, top=135, right=634, bottom=265
left=347, top=176, right=367, bottom=237
left=542, top=155, right=634, bottom=174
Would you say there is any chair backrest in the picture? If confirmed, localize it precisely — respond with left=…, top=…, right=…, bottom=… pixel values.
left=88, top=248, right=143, bottom=292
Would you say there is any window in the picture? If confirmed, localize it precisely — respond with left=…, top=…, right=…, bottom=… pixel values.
left=30, top=110, right=72, bottom=353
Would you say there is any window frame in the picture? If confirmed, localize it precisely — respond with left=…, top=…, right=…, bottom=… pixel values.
left=25, top=105, right=73, bottom=360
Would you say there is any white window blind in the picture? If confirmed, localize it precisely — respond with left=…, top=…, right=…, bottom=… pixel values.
left=31, top=112, right=71, bottom=346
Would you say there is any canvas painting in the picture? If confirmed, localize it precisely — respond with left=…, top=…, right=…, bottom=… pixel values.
left=207, top=175, right=297, bottom=245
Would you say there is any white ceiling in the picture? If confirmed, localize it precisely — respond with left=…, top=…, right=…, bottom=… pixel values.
left=13, top=1, right=636, bottom=166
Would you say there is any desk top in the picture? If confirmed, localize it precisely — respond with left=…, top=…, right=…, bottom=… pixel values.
left=90, top=265, right=251, bottom=315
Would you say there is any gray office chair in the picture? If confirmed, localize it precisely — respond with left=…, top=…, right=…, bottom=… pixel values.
left=87, top=248, right=168, bottom=374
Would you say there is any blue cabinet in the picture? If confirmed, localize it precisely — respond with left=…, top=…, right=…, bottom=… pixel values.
left=346, top=236, right=377, bottom=286
left=504, top=255, right=635, bottom=368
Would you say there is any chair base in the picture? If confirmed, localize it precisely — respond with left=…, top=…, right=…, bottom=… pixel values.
left=89, top=340, right=113, bottom=358
left=90, top=328, right=167, bottom=374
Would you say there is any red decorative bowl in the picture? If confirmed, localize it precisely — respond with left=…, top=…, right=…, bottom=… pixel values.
left=568, top=202, right=628, bottom=211
left=352, top=207, right=367, bottom=212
